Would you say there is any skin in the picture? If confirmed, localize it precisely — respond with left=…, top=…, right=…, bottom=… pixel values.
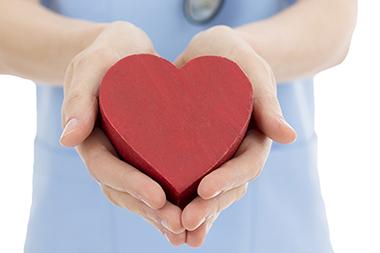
left=0, top=0, right=357, bottom=248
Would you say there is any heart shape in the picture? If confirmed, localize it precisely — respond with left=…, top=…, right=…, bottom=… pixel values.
left=99, top=54, right=253, bottom=208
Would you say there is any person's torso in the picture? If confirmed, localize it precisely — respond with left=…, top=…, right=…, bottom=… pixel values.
left=26, top=1, right=331, bottom=253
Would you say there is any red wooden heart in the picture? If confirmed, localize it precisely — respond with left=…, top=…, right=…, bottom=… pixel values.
left=99, top=54, right=253, bottom=208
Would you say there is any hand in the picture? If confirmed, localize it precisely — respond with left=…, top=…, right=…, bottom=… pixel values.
left=175, top=25, right=297, bottom=247
left=59, top=22, right=186, bottom=245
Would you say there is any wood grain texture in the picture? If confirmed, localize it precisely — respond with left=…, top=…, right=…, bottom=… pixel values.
left=99, top=54, right=253, bottom=208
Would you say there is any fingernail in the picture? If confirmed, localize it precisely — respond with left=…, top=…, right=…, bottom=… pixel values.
left=279, top=117, right=297, bottom=142
left=193, top=217, right=206, bottom=230
left=132, top=192, right=154, bottom=209
left=142, top=199, right=154, bottom=209
left=163, top=232, right=170, bottom=242
left=206, top=220, right=214, bottom=233
left=60, top=118, right=79, bottom=141
left=161, top=220, right=175, bottom=234
left=209, top=190, right=222, bottom=198
left=279, top=116, right=295, bottom=131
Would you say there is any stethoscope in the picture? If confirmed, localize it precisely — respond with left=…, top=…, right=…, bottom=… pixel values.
left=184, top=0, right=224, bottom=24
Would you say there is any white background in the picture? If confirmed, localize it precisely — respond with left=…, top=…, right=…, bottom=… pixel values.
left=0, top=2, right=379, bottom=252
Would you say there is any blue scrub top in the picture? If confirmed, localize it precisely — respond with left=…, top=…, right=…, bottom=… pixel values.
left=26, top=0, right=333, bottom=252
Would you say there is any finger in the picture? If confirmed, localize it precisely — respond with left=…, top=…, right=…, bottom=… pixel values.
left=173, top=29, right=206, bottom=68
left=186, top=213, right=219, bottom=248
left=143, top=216, right=186, bottom=246
left=163, top=229, right=187, bottom=246
left=241, top=51, right=296, bottom=144
left=60, top=47, right=120, bottom=147
left=154, top=202, right=185, bottom=235
left=182, top=184, right=247, bottom=231
left=78, top=128, right=166, bottom=209
left=198, top=130, right=270, bottom=199
left=102, top=185, right=186, bottom=246
left=174, top=51, right=187, bottom=69
left=250, top=69, right=297, bottom=144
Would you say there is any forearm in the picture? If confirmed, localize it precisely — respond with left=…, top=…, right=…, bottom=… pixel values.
left=236, top=0, right=357, bottom=82
left=0, top=0, right=104, bottom=84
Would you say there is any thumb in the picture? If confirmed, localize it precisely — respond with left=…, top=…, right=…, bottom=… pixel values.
left=59, top=51, right=114, bottom=147
left=252, top=90, right=296, bottom=144
left=249, top=60, right=296, bottom=144
left=60, top=89, right=98, bottom=147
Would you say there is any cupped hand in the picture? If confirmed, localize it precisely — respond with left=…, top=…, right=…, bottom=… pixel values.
left=59, top=22, right=185, bottom=245
left=78, top=128, right=186, bottom=245
left=175, top=25, right=297, bottom=247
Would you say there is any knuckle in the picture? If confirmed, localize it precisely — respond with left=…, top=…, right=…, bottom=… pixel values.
left=63, top=92, right=81, bottom=109
left=71, top=47, right=117, bottom=74
left=253, top=91, right=278, bottom=108
left=226, top=45, right=254, bottom=69
left=110, top=20, right=136, bottom=30
left=136, top=41, right=154, bottom=53
left=70, top=53, right=88, bottom=71
left=133, top=28, right=153, bottom=45
left=131, top=34, right=154, bottom=53
left=191, top=30, right=207, bottom=42
left=84, top=47, right=118, bottom=67
left=63, top=82, right=98, bottom=107
left=207, top=25, right=233, bottom=36
left=259, top=60, right=276, bottom=86
left=109, top=21, right=154, bottom=52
